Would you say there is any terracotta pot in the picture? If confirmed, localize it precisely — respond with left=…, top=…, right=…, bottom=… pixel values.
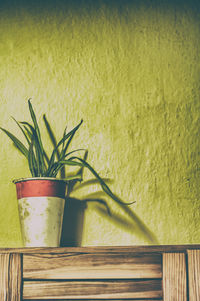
left=13, top=177, right=67, bottom=247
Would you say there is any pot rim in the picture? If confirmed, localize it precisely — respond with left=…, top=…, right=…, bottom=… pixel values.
left=13, top=177, right=67, bottom=184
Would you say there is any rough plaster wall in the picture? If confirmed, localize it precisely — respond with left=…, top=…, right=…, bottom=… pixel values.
left=0, top=0, right=199, bottom=246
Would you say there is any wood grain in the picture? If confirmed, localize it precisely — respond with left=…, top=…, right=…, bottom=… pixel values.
left=187, top=249, right=200, bottom=300
left=23, top=299, right=162, bottom=301
left=23, top=252, right=161, bottom=279
left=0, top=253, right=22, bottom=301
left=1, top=246, right=200, bottom=300
left=163, top=252, right=187, bottom=301
left=23, top=279, right=162, bottom=299
left=1, top=244, right=200, bottom=253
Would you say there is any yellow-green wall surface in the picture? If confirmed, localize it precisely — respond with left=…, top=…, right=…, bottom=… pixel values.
left=0, top=0, right=200, bottom=247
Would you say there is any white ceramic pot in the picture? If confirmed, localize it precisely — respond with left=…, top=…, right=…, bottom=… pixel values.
left=13, top=178, right=67, bottom=247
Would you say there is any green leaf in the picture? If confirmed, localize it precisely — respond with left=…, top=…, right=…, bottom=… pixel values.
left=43, top=114, right=63, bottom=176
left=28, top=99, right=46, bottom=174
left=0, top=127, right=29, bottom=158
left=47, top=162, right=63, bottom=177
left=47, top=120, right=83, bottom=176
left=58, top=119, right=83, bottom=160
left=64, top=148, right=86, bottom=158
left=43, top=114, right=60, bottom=159
left=21, top=121, right=48, bottom=175
left=43, top=151, right=50, bottom=165
left=60, top=121, right=83, bottom=159
left=20, top=121, right=35, bottom=131
left=60, top=157, right=134, bottom=206
left=60, top=125, right=68, bottom=178
left=28, top=99, right=42, bottom=145
left=11, top=117, right=30, bottom=145
left=22, top=122, right=49, bottom=168
left=28, top=139, right=36, bottom=176
left=33, top=136, right=44, bottom=176
left=61, top=125, right=67, bottom=153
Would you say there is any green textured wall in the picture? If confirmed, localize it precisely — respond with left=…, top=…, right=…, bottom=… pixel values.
left=0, top=0, right=200, bottom=247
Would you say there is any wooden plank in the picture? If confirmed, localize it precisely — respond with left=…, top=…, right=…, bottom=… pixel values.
left=0, top=253, right=9, bottom=301
left=187, top=249, right=200, bottom=300
left=0, top=253, right=22, bottom=301
left=1, top=244, right=200, bottom=253
left=23, top=299, right=162, bottom=301
left=163, top=253, right=187, bottom=301
left=23, top=279, right=162, bottom=299
left=23, top=252, right=161, bottom=279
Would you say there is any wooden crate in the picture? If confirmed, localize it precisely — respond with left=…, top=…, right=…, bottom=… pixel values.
left=0, top=245, right=200, bottom=300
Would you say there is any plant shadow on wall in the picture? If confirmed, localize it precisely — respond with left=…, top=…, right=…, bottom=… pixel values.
left=1, top=99, right=158, bottom=246
left=61, top=188, right=158, bottom=247
left=61, top=153, right=158, bottom=246
left=43, top=110, right=158, bottom=246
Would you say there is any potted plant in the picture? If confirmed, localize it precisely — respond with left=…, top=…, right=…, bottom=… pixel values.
left=1, top=99, right=133, bottom=247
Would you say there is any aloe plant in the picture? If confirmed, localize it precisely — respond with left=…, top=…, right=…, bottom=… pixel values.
left=0, top=99, right=133, bottom=206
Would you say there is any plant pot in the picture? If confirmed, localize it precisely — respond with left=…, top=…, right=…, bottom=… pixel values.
left=13, top=177, right=67, bottom=247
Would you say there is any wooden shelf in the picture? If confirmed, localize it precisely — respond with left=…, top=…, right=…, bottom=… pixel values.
left=0, top=245, right=200, bottom=300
